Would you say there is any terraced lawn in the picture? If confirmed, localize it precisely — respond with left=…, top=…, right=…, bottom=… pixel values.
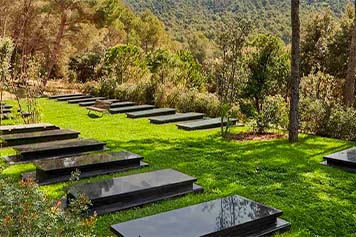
left=1, top=98, right=356, bottom=236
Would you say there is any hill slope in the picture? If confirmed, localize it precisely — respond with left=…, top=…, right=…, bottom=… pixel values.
left=123, top=0, right=349, bottom=43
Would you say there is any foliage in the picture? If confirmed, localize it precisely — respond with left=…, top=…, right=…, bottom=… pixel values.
left=68, top=52, right=102, bottom=83
left=251, top=95, right=289, bottom=134
left=0, top=175, right=96, bottom=237
left=214, top=17, right=252, bottom=137
left=244, top=34, right=290, bottom=112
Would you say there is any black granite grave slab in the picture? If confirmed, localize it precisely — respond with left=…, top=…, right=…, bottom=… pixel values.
left=0, top=108, right=11, bottom=114
left=0, top=104, right=12, bottom=109
left=110, top=101, right=136, bottom=108
left=0, top=129, right=80, bottom=147
left=66, top=169, right=203, bottom=215
left=22, top=151, right=148, bottom=185
left=57, top=95, right=92, bottom=101
left=4, top=139, right=106, bottom=164
left=49, top=93, right=83, bottom=99
left=111, top=195, right=291, bottom=237
left=322, top=147, right=356, bottom=172
left=126, top=108, right=176, bottom=118
left=149, top=112, right=206, bottom=124
left=0, top=123, right=59, bottom=135
left=68, top=97, right=106, bottom=104
left=79, top=99, right=119, bottom=107
left=177, top=118, right=239, bottom=131
left=109, top=105, right=155, bottom=114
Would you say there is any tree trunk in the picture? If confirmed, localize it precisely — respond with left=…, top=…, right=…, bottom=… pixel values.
left=289, top=0, right=301, bottom=143
left=44, top=1, right=67, bottom=86
left=344, top=3, right=356, bottom=107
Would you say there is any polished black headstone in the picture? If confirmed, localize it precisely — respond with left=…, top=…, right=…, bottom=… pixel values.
left=68, top=97, right=106, bottom=104
left=109, top=105, right=155, bottom=114
left=149, top=112, right=206, bottom=124
left=79, top=99, right=119, bottom=107
left=57, top=95, right=92, bottom=101
left=126, top=108, right=176, bottom=118
left=110, top=101, right=136, bottom=108
left=111, top=195, right=291, bottom=237
left=0, top=123, right=59, bottom=135
left=4, top=139, right=106, bottom=164
left=21, top=151, right=148, bottom=185
left=0, top=129, right=80, bottom=147
left=67, top=169, right=203, bottom=215
left=323, top=147, right=356, bottom=172
left=177, top=118, right=239, bottom=131
left=49, top=93, right=83, bottom=99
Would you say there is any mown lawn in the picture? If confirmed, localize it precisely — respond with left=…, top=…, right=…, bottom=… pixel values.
left=1, top=98, right=356, bottom=236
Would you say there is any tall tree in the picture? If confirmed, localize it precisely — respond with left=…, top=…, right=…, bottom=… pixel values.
left=344, top=2, right=356, bottom=107
left=289, top=0, right=301, bottom=143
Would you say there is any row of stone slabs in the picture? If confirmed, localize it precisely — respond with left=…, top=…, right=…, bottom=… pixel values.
left=49, top=93, right=242, bottom=131
left=1, top=122, right=290, bottom=236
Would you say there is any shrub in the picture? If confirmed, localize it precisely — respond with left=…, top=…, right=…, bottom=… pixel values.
left=68, top=52, right=101, bottom=83
left=299, top=98, right=329, bottom=134
left=0, top=176, right=96, bottom=237
left=251, top=95, right=288, bottom=134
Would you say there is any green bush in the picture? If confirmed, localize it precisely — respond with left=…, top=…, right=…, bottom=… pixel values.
left=299, top=98, right=329, bottom=134
left=0, top=177, right=96, bottom=237
left=251, top=95, right=288, bottom=134
left=68, top=52, right=101, bottom=83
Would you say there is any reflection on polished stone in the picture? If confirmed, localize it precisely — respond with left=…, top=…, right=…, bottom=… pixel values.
left=177, top=118, right=239, bottom=131
left=0, top=123, right=58, bottom=135
left=149, top=112, right=205, bottom=124
left=127, top=108, right=176, bottom=118
left=111, top=195, right=291, bottom=237
left=0, top=129, right=79, bottom=147
left=5, top=139, right=106, bottom=163
left=323, top=147, right=356, bottom=171
left=21, top=151, right=147, bottom=185
left=67, top=169, right=203, bottom=215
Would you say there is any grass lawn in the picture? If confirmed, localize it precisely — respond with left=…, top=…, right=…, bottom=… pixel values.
left=2, top=98, right=356, bottom=236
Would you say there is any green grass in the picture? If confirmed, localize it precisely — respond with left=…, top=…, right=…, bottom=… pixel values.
left=2, top=98, right=356, bottom=236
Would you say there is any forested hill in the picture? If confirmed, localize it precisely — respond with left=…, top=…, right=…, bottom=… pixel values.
left=123, top=0, right=350, bottom=43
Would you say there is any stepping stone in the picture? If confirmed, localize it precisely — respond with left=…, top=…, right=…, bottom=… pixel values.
left=109, top=105, right=155, bottom=114
left=22, top=151, right=148, bottom=185
left=79, top=99, right=119, bottom=107
left=110, top=101, right=136, bottom=108
left=150, top=112, right=205, bottom=124
left=1, top=104, right=12, bottom=109
left=57, top=95, right=92, bottom=101
left=127, top=108, right=176, bottom=119
left=111, top=195, right=290, bottom=237
left=66, top=169, right=203, bottom=215
left=0, top=129, right=80, bottom=147
left=0, top=123, right=59, bottom=135
left=49, top=93, right=83, bottom=99
left=4, top=139, right=107, bottom=164
left=0, top=109, right=12, bottom=114
left=322, top=147, right=356, bottom=172
left=68, top=97, right=106, bottom=104
left=177, top=118, right=238, bottom=131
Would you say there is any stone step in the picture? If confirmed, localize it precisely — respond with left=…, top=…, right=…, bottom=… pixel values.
left=111, top=195, right=291, bottom=237
left=0, top=129, right=80, bottom=147
left=1, top=104, right=12, bottom=109
left=57, top=95, right=92, bottom=101
left=79, top=99, right=119, bottom=107
left=66, top=169, right=203, bottom=215
left=149, top=112, right=206, bottom=124
left=177, top=118, right=239, bottom=131
left=0, top=123, right=59, bottom=135
left=49, top=93, right=83, bottom=99
left=68, top=97, right=106, bottom=104
left=127, top=108, right=176, bottom=119
left=322, top=147, right=356, bottom=172
left=109, top=105, right=155, bottom=114
left=0, top=109, right=12, bottom=114
left=22, top=151, right=148, bottom=185
left=110, top=101, right=136, bottom=108
left=4, top=139, right=107, bottom=164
